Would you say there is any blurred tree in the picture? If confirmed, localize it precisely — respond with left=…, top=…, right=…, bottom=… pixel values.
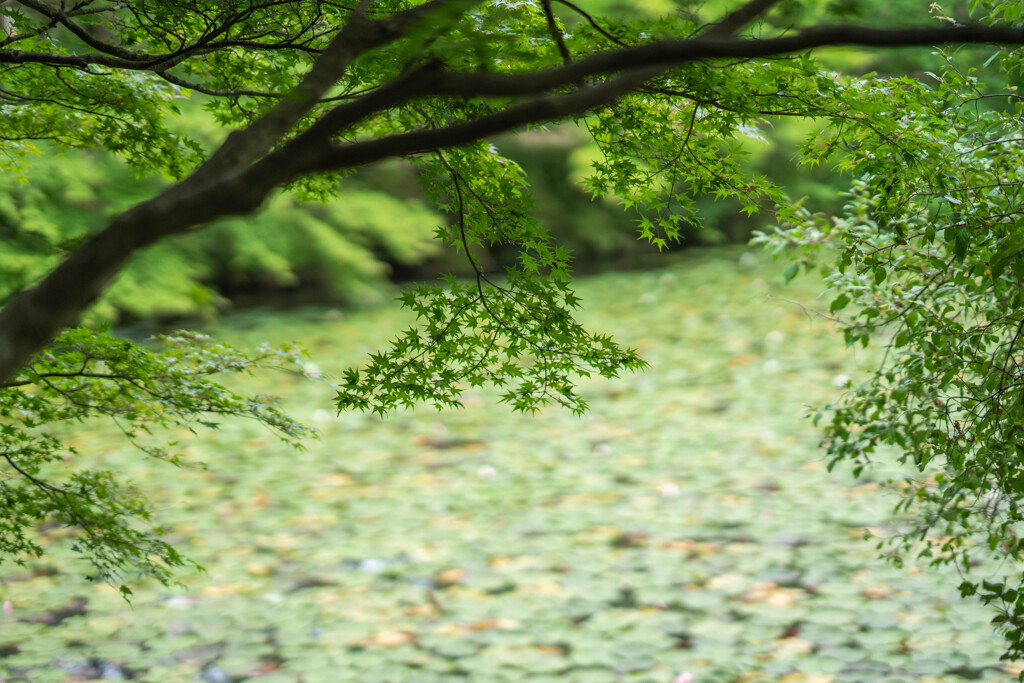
left=2, top=0, right=1024, bottom=656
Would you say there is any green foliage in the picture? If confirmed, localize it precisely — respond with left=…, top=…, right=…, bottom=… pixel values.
left=758, top=0, right=1024, bottom=660
left=0, top=1, right=350, bottom=175
left=499, top=131, right=714, bottom=262
left=5, top=0, right=1024, bottom=665
left=337, top=144, right=648, bottom=415
left=0, top=328, right=314, bottom=593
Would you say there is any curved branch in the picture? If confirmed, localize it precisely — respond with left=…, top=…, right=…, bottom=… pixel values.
left=0, top=1, right=468, bottom=384
left=15, top=0, right=152, bottom=61
left=155, top=69, right=285, bottom=99
left=3, top=12, right=1024, bottom=388
left=552, top=0, right=632, bottom=48
left=188, top=0, right=456, bottom=182
left=268, top=65, right=665, bottom=179
left=702, top=0, right=785, bottom=38
left=248, top=22, right=1024, bottom=181
left=414, top=24, right=1024, bottom=98
left=541, top=0, right=571, bottom=64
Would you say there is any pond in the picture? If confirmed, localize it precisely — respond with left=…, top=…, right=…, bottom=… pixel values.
left=0, top=246, right=1014, bottom=682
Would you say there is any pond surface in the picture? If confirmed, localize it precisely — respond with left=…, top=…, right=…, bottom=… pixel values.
left=0, top=246, right=1016, bottom=682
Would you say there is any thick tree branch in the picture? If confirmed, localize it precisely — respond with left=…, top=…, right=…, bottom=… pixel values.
left=0, top=178, right=261, bottom=387
left=414, top=24, right=1024, bottom=98
left=3, top=13, right=1024, bottom=386
left=258, top=66, right=665, bottom=182
left=15, top=0, right=152, bottom=61
left=235, top=20, right=1024, bottom=175
left=295, top=61, right=447, bottom=141
left=0, top=34, right=325, bottom=70
left=0, top=1, right=477, bottom=384
left=189, top=0, right=458, bottom=181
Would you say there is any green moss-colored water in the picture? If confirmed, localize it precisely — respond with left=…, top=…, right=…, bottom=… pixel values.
left=1, top=247, right=1016, bottom=682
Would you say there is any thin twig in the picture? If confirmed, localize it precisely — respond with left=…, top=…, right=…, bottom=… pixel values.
left=541, top=0, right=572, bottom=64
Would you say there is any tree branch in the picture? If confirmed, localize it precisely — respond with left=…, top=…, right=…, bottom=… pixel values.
left=155, top=70, right=285, bottom=99
left=552, top=0, right=631, bottom=48
left=2, top=14, right=1024, bottom=386
left=703, top=0, right=786, bottom=38
left=541, top=0, right=572, bottom=64
left=188, top=0, right=458, bottom=181
left=0, top=1, right=476, bottom=384
left=413, top=24, right=1024, bottom=98
left=256, top=65, right=666, bottom=181
left=235, top=21, right=1024, bottom=177
left=14, top=0, right=152, bottom=61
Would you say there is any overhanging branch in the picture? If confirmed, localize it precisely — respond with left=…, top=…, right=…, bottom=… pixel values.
left=417, top=24, right=1024, bottom=98
left=283, top=66, right=667, bottom=177
left=702, top=0, right=786, bottom=38
left=243, top=21, right=1024, bottom=182
left=2, top=11, right=1024, bottom=388
left=187, top=0, right=459, bottom=182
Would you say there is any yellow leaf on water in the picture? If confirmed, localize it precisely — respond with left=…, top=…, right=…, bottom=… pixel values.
left=741, top=581, right=806, bottom=607
left=315, top=473, right=355, bottom=493
left=772, top=636, right=816, bottom=658
left=551, top=492, right=622, bottom=506
left=472, top=617, right=520, bottom=631
left=706, top=573, right=745, bottom=591
left=433, top=568, right=466, bottom=587
left=244, top=562, right=272, bottom=576
left=251, top=488, right=270, bottom=507
left=765, top=589, right=805, bottom=607
left=844, top=483, right=880, bottom=497
left=488, top=555, right=512, bottom=567
left=429, top=516, right=471, bottom=530
left=434, top=623, right=469, bottom=636
left=487, top=554, right=542, bottom=570
left=860, top=585, right=892, bottom=599
left=202, top=582, right=252, bottom=597
left=662, top=539, right=721, bottom=555
left=998, top=662, right=1024, bottom=675
left=402, top=604, right=434, bottom=616
left=362, top=630, right=417, bottom=647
